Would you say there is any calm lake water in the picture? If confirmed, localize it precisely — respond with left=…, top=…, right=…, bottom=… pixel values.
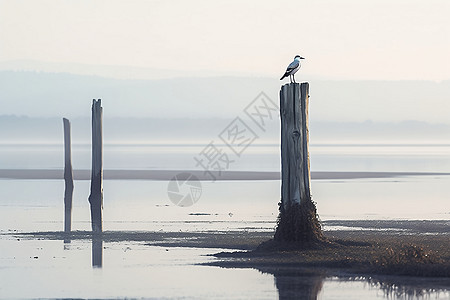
left=0, top=143, right=449, bottom=299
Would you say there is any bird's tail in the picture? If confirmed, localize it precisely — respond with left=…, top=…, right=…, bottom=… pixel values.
left=280, top=73, right=287, bottom=80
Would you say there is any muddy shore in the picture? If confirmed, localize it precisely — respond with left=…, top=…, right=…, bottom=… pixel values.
left=9, top=220, right=450, bottom=280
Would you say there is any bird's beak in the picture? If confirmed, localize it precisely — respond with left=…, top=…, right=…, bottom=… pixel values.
left=300, top=57, right=305, bottom=59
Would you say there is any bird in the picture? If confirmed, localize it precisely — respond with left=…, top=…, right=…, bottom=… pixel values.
left=280, top=55, right=305, bottom=83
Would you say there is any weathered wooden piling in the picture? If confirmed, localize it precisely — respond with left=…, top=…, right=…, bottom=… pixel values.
left=63, top=118, right=73, bottom=233
left=88, top=99, right=103, bottom=233
left=279, top=83, right=311, bottom=208
left=274, top=83, right=324, bottom=243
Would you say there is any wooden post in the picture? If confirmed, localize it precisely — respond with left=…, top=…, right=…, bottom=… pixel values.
left=88, top=99, right=103, bottom=233
left=63, top=118, right=74, bottom=233
left=275, top=82, right=324, bottom=243
left=280, top=83, right=311, bottom=209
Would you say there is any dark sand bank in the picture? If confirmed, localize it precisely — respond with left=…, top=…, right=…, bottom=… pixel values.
left=211, top=232, right=450, bottom=275
left=10, top=220, right=448, bottom=247
left=207, top=221, right=450, bottom=279
left=5, top=222, right=449, bottom=298
left=209, top=231, right=450, bottom=298
left=10, top=230, right=271, bottom=250
left=8, top=220, right=450, bottom=280
left=1, top=169, right=450, bottom=180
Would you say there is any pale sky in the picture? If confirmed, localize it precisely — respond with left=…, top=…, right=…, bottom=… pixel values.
left=1, top=0, right=450, bottom=81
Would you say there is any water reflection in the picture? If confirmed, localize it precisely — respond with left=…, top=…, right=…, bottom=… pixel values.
left=92, top=235, right=103, bottom=268
left=61, top=232, right=103, bottom=268
left=63, top=240, right=71, bottom=250
left=259, top=268, right=325, bottom=300
left=262, top=267, right=449, bottom=300
left=366, top=276, right=450, bottom=299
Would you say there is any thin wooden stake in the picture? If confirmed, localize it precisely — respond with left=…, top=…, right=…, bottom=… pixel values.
left=88, top=99, right=103, bottom=233
left=63, top=118, right=73, bottom=233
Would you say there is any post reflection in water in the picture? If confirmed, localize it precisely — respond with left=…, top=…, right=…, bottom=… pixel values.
left=92, top=235, right=103, bottom=268
left=367, top=276, right=450, bottom=299
left=266, top=268, right=450, bottom=299
left=261, top=268, right=325, bottom=300
left=63, top=238, right=71, bottom=250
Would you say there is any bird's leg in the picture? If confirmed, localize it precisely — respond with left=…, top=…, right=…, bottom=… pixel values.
left=293, top=75, right=296, bottom=83
left=289, top=75, right=293, bottom=83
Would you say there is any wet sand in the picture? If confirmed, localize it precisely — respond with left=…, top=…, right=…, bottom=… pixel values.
left=10, top=220, right=449, bottom=246
left=1, top=169, right=450, bottom=180
left=9, top=220, right=450, bottom=280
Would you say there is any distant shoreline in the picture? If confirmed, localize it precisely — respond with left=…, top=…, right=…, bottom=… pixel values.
left=0, top=169, right=449, bottom=181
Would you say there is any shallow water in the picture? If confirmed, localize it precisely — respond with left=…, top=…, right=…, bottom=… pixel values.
left=0, top=143, right=449, bottom=299
left=1, top=235, right=449, bottom=299
left=0, top=176, right=448, bottom=234
left=0, top=237, right=277, bottom=299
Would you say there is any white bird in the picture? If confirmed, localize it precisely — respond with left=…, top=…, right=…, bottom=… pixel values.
left=280, top=55, right=305, bottom=83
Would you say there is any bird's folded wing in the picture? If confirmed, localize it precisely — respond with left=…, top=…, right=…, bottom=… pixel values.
left=286, top=60, right=299, bottom=71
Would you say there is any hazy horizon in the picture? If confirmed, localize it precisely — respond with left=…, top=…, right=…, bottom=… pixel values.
left=1, top=114, right=449, bottom=145
left=1, top=70, right=449, bottom=126
left=2, top=1, right=450, bottom=132
left=1, top=1, right=449, bottom=141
